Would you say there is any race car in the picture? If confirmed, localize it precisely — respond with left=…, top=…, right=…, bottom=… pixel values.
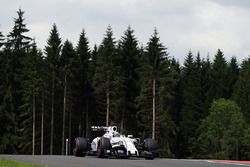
left=73, top=126, right=158, bottom=159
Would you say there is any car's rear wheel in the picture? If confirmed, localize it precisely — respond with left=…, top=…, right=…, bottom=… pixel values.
left=73, top=137, right=88, bottom=157
left=143, top=138, right=158, bottom=160
left=97, top=137, right=111, bottom=158
left=143, top=138, right=158, bottom=151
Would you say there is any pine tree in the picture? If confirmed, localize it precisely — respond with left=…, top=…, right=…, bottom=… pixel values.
left=179, top=51, right=211, bottom=157
left=137, top=29, right=178, bottom=155
left=227, top=57, right=239, bottom=98
left=137, top=46, right=152, bottom=138
left=8, top=9, right=32, bottom=51
left=0, top=8, right=32, bottom=153
left=60, top=40, right=76, bottom=155
left=87, top=44, right=98, bottom=128
left=147, top=29, right=167, bottom=140
left=179, top=51, right=196, bottom=157
left=38, top=57, right=47, bottom=155
left=0, top=40, right=18, bottom=153
left=118, top=26, right=140, bottom=134
left=44, top=24, right=62, bottom=155
left=92, top=26, right=120, bottom=126
left=168, top=57, right=182, bottom=158
left=19, top=42, right=43, bottom=154
left=200, top=56, right=212, bottom=112
left=89, top=45, right=98, bottom=85
left=75, top=29, right=91, bottom=137
left=233, top=58, right=250, bottom=123
left=90, top=45, right=98, bottom=73
left=209, top=49, right=228, bottom=99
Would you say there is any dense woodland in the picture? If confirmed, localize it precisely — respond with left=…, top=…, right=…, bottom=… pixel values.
left=1, top=9, right=250, bottom=159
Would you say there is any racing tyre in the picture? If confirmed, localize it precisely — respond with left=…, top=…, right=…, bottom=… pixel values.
left=73, top=137, right=88, bottom=157
left=97, top=137, right=111, bottom=158
left=143, top=138, right=158, bottom=160
left=143, top=138, right=158, bottom=152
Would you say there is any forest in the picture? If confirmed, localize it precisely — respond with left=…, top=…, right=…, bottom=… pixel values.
left=0, top=9, right=250, bottom=160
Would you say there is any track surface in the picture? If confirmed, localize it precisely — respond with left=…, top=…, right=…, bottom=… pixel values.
left=0, top=155, right=249, bottom=167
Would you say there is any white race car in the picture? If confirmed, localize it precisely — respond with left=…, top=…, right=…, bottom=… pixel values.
left=73, top=126, right=158, bottom=159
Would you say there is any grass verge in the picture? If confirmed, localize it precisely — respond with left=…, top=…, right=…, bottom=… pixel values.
left=0, top=158, right=44, bottom=167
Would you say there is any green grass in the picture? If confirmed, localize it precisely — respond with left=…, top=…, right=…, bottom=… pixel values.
left=0, top=159, right=44, bottom=167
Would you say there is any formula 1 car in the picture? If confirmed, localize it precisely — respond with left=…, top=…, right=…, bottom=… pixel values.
left=73, top=126, right=158, bottom=159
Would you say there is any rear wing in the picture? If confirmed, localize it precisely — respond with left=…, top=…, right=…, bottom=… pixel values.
left=91, top=126, right=118, bottom=132
left=91, top=126, right=109, bottom=132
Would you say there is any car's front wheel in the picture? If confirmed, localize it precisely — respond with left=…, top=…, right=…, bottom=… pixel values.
left=97, top=137, right=111, bottom=158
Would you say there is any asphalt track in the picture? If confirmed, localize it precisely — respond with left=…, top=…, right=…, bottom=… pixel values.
left=0, top=155, right=249, bottom=167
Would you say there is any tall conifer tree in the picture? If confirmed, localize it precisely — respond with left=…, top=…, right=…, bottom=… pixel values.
left=138, top=29, right=170, bottom=139
left=93, top=26, right=119, bottom=126
left=8, top=9, right=32, bottom=51
left=147, top=29, right=166, bottom=140
left=0, top=40, right=17, bottom=153
left=227, top=57, right=239, bottom=98
left=118, top=26, right=139, bottom=134
left=179, top=51, right=196, bottom=157
left=60, top=40, right=76, bottom=155
left=209, top=49, right=228, bottom=99
left=76, top=29, right=91, bottom=137
left=19, top=42, right=43, bottom=154
left=1, top=8, right=32, bottom=153
left=44, top=24, right=62, bottom=155
left=234, top=58, right=250, bottom=123
left=179, top=52, right=209, bottom=157
left=138, top=29, right=178, bottom=156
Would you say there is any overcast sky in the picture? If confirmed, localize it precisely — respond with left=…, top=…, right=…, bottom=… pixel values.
left=1, top=0, right=250, bottom=64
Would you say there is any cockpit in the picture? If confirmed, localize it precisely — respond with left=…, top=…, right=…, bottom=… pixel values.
left=113, top=132, right=120, bottom=137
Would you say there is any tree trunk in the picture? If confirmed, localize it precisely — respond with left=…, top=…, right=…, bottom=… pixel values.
left=50, top=70, right=55, bottom=155
left=79, top=101, right=82, bottom=136
left=152, top=79, right=156, bottom=140
left=41, top=90, right=44, bottom=155
left=85, top=97, right=89, bottom=138
left=236, top=138, right=239, bottom=160
left=32, top=86, right=36, bottom=155
left=106, top=75, right=110, bottom=126
left=62, top=74, right=67, bottom=155
left=68, top=110, right=72, bottom=155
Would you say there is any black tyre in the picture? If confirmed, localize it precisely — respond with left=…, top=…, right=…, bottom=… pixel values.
left=143, top=138, right=158, bottom=152
left=73, top=137, right=88, bottom=157
left=143, top=138, right=158, bottom=160
left=97, top=137, right=111, bottom=158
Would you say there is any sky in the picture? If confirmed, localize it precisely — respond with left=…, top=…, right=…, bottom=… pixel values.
left=1, top=0, right=250, bottom=64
